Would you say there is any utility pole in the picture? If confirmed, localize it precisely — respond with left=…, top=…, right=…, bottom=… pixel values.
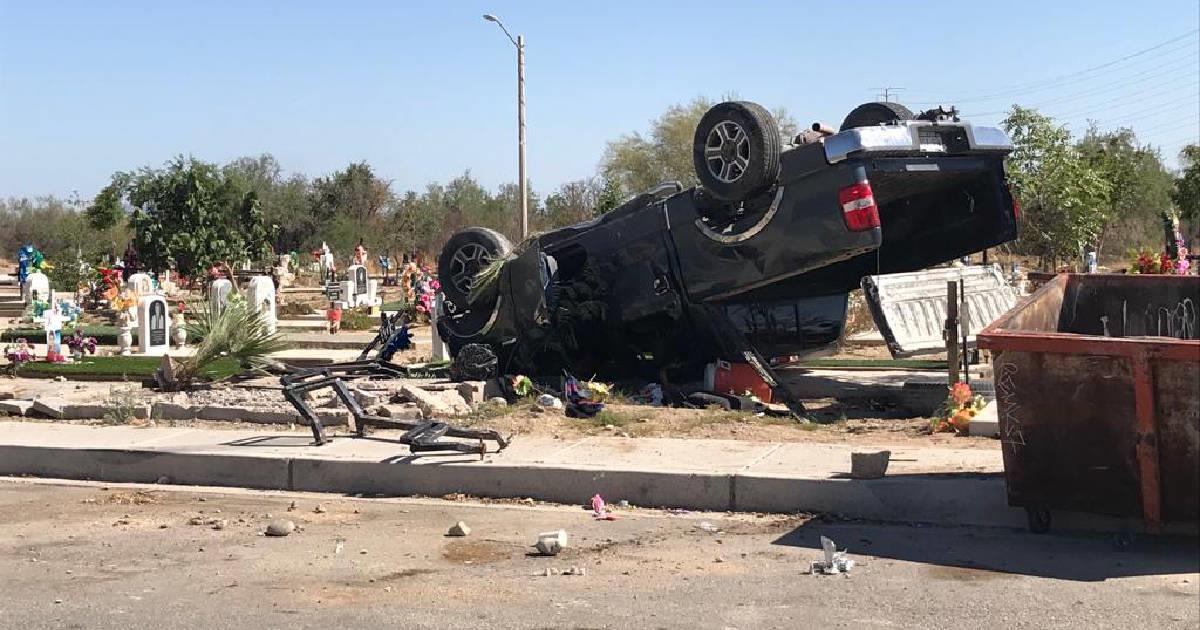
left=484, top=14, right=528, bottom=240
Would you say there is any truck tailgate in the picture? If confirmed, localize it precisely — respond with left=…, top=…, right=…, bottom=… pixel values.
left=862, top=265, right=1019, bottom=357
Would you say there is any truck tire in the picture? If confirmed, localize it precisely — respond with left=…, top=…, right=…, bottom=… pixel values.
left=839, top=101, right=915, bottom=131
left=438, top=227, right=512, bottom=307
left=693, top=101, right=781, bottom=202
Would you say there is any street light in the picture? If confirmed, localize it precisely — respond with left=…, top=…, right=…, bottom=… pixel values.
left=482, top=13, right=528, bottom=240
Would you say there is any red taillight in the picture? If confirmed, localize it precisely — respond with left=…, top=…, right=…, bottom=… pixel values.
left=838, top=181, right=880, bottom=232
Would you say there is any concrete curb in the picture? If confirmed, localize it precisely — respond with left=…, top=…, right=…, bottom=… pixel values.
left=0, top=442, right=1141, bottom=533
left=1, top=439, right=1191, bottom=534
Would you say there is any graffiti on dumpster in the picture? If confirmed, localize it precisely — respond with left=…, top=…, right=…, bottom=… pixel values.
left=1118, top=298, right=1197, bottom=340
left=996, top=362, right=1026, bottom=450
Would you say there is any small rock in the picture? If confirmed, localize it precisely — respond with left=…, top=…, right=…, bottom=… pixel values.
left=265, top=519, right=295, bottom=537
left=65, top=569, right=73, bottom=574
left=543, top=568, right=553, bottom=577
left=54, top=376, right=66, bottom=382
left=313, top=504, right=327, bottom=514
left=618, top=500, right=630, bottom=508
left=447, top=521, right=471, bottom=537
left=212, top=519, right=228, bottom=531
left=287, top=501, right=297, bottom=512
left=714, top=556, right=725, bottom=563
left=487, top=397, right=508, bottom=406
left=54, top=598, right=63, bottom=604
left=384, top=586, right=392, bottom=593
left=359, top=549, right=368, bottom=555
left=188, top=517, right=205, bottom=526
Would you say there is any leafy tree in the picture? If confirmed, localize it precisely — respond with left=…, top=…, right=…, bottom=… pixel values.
left=1077, top=126, right=1174, bottom=256
left=85, top=173, right=130, bottom=230
left=594, top=177, right=623, bottom=216
left=1002, top=106, right=1110, bottom=268
left=601, top=97, right=798, bottom=196
left=311, top=161, right=393, bottom=223
left=125, top=156, right=274, bottom=276
left=1174, top=143, right=1200, bottom=226
left=543, top=178, right=601, bottom=227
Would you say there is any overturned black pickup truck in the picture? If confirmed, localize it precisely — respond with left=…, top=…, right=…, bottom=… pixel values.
left=435, top=101, right=1018, bottom=396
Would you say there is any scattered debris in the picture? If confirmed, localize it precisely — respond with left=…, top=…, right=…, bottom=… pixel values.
left=535, top=530, right=569, bottom=556
left=850, top=451, right=891, bottom=479
left=590, top=494, right=618, bottom=521
left=617, top=500, right=630, bottom=508
left=334, top=539, right=345, bottom=555
left=488, top=396, right=509, bottom=406
left=543, top=566, right=586, bottom=576
left=211, top=519, right=228, bottom=531
left=287, top=501, right=297, bottom=512
left=313, top=504, right=327, bottom=514
left=536, top=394, right=563, bottom=410
left=155, top=475, right=171, bottom=485
left=810, top=536, right=855, bottom=575
left=696, top=521, right=720, bottom=534
left=447, top=521, right=471, bottom=537
left=265, top=519, right=295, bottom=537
left=188, top=517, right=205, bottom=526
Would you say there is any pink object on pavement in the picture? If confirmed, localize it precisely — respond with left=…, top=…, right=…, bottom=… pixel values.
left=591, top=494, right=618, bottom=520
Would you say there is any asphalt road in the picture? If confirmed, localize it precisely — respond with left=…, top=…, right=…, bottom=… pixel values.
left=1, top=478, right=1196, bottom=630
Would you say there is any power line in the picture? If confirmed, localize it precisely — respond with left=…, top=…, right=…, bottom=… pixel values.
left=909, top=29, right=1198, bottom=105
left=963, top=57, right=1200, bottom=117
left=1050, top=79, right=1200, bottom=120
left=870, top=87, right=905, bottom=102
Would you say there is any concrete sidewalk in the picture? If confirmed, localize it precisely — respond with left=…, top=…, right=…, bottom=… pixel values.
left=0, top=419, right=1063, bottom=530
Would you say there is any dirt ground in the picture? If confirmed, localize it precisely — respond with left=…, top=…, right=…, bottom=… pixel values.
left=2, top=479, right=1195, bottom=630
left=453, top=400, right=996, bottom=449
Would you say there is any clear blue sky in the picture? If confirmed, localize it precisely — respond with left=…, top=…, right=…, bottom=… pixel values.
left=2, top=0, right=1198, bottom=202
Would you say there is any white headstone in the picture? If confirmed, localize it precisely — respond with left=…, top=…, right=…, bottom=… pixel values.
left=209, top=279, right=233, bottom=313
left=127, top=272, right=154, bottom=296
left=339, top=280, right=355, bottom=306
left=23, top=271, right=49, bottom=303
left=137, top=295, right=170, bottom=356
left=245, top=275, right=277, bottom=335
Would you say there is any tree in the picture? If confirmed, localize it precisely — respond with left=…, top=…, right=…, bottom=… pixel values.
left=601, top=97, right=798, bottom=196
left=543, top=178, right=601, bottom=228
left=1002, top=106, right=1110, bottom=268
left=1174, top=143, right=1200, bottom=226
left=1077, top=126, right=1174, bottom=256
left=311, top=162, right=393, bottom=223
left=85, top=173, right=130, bottom=230
left=125, top=157, right=274, bottom=276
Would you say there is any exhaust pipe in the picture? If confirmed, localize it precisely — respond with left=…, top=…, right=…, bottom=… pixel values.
left=811, top=122, right=836, bottom=137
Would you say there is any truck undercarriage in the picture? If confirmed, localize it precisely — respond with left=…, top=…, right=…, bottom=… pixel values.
left=436, top=101, right=1019, bottom=399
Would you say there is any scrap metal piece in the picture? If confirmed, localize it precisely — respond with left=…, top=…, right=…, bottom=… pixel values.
left=280, top=360, right=509, bottom=455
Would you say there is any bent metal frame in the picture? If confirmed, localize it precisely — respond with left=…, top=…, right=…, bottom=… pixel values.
left=281, top=360, right=510, bottom=456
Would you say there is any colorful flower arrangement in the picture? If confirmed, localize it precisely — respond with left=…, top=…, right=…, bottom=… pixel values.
left=931, top=382, right=986, bottom=434
left=66, top=330, right=98, bottom=356
left=4, top=338, right=34, bottom=364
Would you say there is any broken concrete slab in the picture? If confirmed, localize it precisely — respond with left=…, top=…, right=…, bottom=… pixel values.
left=195, top=406, right=349, bottom=426
left=375, top=404, right=423, bottom=420
left=0, top=400, right=33, bottom=416
left=456, top=380, right=505, bottom=406
left=61, top=404, right=151, bottom=420
left=398, top=381, right=471, bottom=417
left=150, top=402, right=198, bottom=420
left=29, top=398, right=66, bottom=419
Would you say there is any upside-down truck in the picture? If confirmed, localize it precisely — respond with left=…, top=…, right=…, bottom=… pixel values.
left=435, top=100, right=1020, bottom=403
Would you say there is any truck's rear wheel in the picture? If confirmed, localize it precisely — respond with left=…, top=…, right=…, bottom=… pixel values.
left=693, top=101, right=781, bottom=202
left=839, top=101, right=914, bottom=131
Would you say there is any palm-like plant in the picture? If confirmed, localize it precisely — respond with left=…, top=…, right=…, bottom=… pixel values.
left=175, top=296, right=288, bottom=386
